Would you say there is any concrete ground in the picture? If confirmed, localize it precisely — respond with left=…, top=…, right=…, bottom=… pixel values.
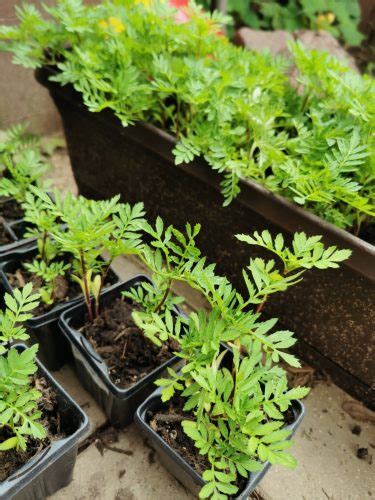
left=44, top=141, right=374, bottom=500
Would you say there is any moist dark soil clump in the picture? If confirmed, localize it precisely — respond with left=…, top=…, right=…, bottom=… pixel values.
left=0, top=376, right=66, bottom=482
left=0, top=198, right=24, bottom=221
left=81, top=297, right=177, bottom=388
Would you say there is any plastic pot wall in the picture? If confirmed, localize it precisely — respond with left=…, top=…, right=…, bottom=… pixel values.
left=59, top=276, right=181, bottom=427
left=0, top=245, right=119, bottom=371
left=37, top=67, right=375, bottom=408
left=135, top=387, right=305, bottom=498
left=0, top=344, right=89, bottom=500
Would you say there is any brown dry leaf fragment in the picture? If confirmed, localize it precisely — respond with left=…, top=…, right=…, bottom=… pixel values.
left=15, top=270, right=26, bottom=287
left=53, top=275, right=69, bottom=300
left=342, top=401, right=375, bottom=423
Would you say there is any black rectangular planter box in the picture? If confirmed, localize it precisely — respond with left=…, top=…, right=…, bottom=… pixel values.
left=36, top=67, right=375, bottom=408
left=59, top=276, right=181, bottom=427
left=135, top=387, right=305, bottom=499
left=0, top=344, right=89, bottom=500
left=0, top=245, right=119, bottom=371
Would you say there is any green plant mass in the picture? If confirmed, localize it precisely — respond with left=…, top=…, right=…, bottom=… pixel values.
left=0, top=123, right=49, bottom=206
left=0, top=284, right=46, bottom=452
left=132, top=226, right=351, bottom=498
left=0, top=1, right=374, bottom=236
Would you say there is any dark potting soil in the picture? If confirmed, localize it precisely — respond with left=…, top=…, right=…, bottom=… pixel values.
left=0, top=217, right=11, bottom=244
left=81, top=297, right=177, bottom=389
left=0, top=376, right=66, bottom=482
left=0, top=198, right=24, bottom=221
left=359, top=223, right=375, bottom=246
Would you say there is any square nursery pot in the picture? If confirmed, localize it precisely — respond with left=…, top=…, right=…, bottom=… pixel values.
left=135, top=387, right=305, bottom=499
left=0, top=245, right=119, bottom=371
left=0, top=344, right=89, bottom=500
left=59, top=275, right=181, bottom=428
left=0, top=219, right=36, bottom=257
left=36, top=66, right=375, bottom=408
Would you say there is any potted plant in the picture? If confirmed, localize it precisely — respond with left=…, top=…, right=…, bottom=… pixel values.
left=59, top=216, right=203, bottom=427
left=0, top=284, right=89, bottom=499
left=0, top=124, right=49, bottom=256
left=134, top=229, right=350, bottom=498
left=0, top=189, right=121, bottom=370
left=1, top=0, right=373, bottom=406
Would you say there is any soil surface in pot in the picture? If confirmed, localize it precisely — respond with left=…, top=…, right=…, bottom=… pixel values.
left=6, top=258, right=117, bottom=316
left=359, top=223, right=375, bottom=246
left=81, top=297, right=177, bottom=388
left=0, top=376, right=67, bottom=482
left=0, top=198, right=24, bottom=221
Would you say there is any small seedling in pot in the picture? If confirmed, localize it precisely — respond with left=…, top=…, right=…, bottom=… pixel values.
left=0, top=284, right=45, bottom=453
left=31, top=188, right=146, bottom=320
left=23, top=260, right=71, bottom=306
left=134, top=230, right=351, bottom=499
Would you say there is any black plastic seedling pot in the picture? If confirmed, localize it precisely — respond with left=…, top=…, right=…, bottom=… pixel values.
left=0, top=220, right=36, bottom=258
left=59, top=276, right=180, bottom=428
left=135, top=387, right=305, bottom=499
left=0, top=245, right=119, bottom=371
left=0, top=344, right=89, bottom=500
left=36, top=66, right=375, bottom=408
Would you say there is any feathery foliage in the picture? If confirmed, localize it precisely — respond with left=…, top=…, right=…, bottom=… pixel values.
left=0, top=0, right=373, bottom=235
left=0, top=285, right=45, bottom=452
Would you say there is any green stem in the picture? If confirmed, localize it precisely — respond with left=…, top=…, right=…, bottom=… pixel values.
left=80, top=251, right=93, bottom=322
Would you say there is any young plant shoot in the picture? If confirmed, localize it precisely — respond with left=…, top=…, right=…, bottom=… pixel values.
left=30, top=188, right=146, bottom=320
left=0, top=284, right=46, bottom=453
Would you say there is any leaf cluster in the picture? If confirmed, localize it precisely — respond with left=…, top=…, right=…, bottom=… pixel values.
left=131, top=225, right=350, bottom=498
left=0, top=284, right=45, bottom=452
left=0, top=123, right=49, bottom=204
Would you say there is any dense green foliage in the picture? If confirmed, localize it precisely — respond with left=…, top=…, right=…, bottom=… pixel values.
left=0, top=285, right=45, bottom=452
left=0, top=0, right=374, bottom=235
left=215, top=0, right=364, bottom=47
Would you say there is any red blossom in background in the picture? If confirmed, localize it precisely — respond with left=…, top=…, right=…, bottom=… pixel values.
left=169, top=0, right=190, bottom=24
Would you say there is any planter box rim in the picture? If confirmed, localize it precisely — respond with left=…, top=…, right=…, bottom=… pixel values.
left=59, top=275, right=180, bottom=399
